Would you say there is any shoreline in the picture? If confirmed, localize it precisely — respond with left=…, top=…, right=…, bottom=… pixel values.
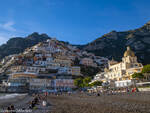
left=0, top=93, right=51, bottom=113
left=0, top=93, right=30, bottom=108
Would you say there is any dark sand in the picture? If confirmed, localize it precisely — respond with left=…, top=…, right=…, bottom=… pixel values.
left=0, top=92, right=150, bottom=113
left=48, top=92, right=150, bottom=113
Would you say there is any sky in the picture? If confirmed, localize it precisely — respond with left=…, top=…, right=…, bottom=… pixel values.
left=0, top=0, right=150, bottom=45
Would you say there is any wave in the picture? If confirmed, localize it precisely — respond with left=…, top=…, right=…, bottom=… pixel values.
left=0, top=93, right=27, bottom=99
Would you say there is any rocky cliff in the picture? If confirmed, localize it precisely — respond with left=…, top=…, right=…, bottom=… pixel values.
left=81, top=21, right=150, bottom=64
left=0, top=32, right=51, bottom=59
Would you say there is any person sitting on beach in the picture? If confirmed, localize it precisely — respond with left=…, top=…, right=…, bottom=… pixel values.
left=5, top=106, right=11, bottom=113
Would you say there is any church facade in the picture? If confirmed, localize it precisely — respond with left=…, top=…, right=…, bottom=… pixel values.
left=91, top=46, right=143, bottom=87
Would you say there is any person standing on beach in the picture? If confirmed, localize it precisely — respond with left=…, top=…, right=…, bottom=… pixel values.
left=10, top=105, right=16, bottom=113
left=42, top=100, right=47, bottom=107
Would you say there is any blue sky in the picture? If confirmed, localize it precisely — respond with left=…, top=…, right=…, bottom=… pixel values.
left=0, top=0, right=150, bottom=45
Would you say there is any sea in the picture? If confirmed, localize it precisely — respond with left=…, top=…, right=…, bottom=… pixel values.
left=0, top=93, right=27, bottom=99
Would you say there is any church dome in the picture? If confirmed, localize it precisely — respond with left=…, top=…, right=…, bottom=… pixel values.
left=124, top=46, right=135, bottom=57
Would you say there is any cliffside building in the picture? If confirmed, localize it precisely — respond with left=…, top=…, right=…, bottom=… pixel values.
left=91, top=46, right=143, bottom=87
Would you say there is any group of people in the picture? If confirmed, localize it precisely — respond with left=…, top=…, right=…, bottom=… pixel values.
left=28, top=94, right=47, bottom=109
left=88, top=87, right=140, bottom=97
left=4, top=93, right=48, bottom=113
left=5, top=105, right=16, bottom=113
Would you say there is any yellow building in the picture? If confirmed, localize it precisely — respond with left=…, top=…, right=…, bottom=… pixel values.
left=91, top=46, right=143, bottom=87
left=104, top=46, right=143, bottom=81
left=11, top=73, right=37, bottom=79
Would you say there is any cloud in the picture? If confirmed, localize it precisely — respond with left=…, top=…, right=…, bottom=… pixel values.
left=0, top=33, right=10, bottom=45
left=0, top=21, right=17, bottom=45
left=0, top=21, right=16, bottom=32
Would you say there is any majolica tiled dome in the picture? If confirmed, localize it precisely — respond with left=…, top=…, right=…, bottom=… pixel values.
left=124, top=46, right=135, bottom=57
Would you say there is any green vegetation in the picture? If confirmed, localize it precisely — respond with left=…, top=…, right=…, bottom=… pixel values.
left=132, top=64, right=150, bottom=81
left=83, top=77, right=91, bottom=87
left=74, top=77, right=103, bottom=88
left=142, top=64, right=150, bottom=80
left=80, top=65, right=100, bottom=77
left=132, top=72, right=144, bottom=79
left=142, top=64, right=150, bottom=73
left=74, top=78, right=84, bottom=88
left=74, top=77, right=91, bottom=88
left=90, top=81, right=102, bottom=86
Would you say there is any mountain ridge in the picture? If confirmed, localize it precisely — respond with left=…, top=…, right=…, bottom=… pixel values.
left=81, top=21, right=150, bottom=64
left=0, top=21, right=150, bottom=64
left=0, top=32, right=51, bottom=59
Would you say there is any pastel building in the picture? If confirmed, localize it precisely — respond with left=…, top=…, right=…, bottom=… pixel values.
left=54, top=59, right=72, bottom=67
left=29, top=78, right=52, bottom=91
left=80, top=58, right=97, bottom=67
left=54, top=79, right=75, bottom=90
left=71, top=66, right=81, bottom=76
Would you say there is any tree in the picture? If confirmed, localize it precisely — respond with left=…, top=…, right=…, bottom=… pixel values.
left=132, top=72, right=144, bottom=79
left=90, top=81, right=102, bottom=87
left=142, top=64, right=150, bottom=73
left=83, top=77, right=91, bottom=87
left=142, top=64, right=150, bottom=80
left=74, top=77, right=92, bottom=88
left=74, top=78, right=84, bottom=88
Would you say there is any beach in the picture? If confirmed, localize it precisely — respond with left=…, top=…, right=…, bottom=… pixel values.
left=0, top=93, right=51, bottom=113
left=0, top=92, right=150, bottom=113
left=48, top=92, right=150, bottom=113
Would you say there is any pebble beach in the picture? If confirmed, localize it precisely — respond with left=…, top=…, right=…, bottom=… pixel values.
left=0, top=92, right=150, bottom=113
left=48, top=92, right=150, bottom=113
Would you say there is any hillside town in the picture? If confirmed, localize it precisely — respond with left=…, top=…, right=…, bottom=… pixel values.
left=0, top=38, right=108, bottom=93
left=1, top=0, right=150, bottom=112
left=0, top=37, right=149, bottom=95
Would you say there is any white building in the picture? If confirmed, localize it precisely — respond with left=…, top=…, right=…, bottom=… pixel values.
left=58, top=67, right=71, bottom=74
left=29, top=78, right=52, bottom=90
left=26, top=66, right=46, bottom=73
